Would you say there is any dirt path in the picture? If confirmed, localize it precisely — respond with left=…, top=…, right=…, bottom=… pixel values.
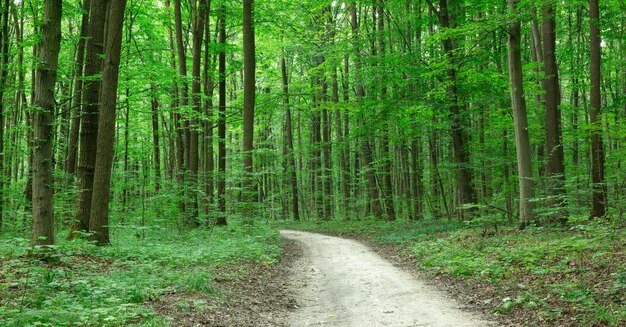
left=280, top=230, right=493, bottom=327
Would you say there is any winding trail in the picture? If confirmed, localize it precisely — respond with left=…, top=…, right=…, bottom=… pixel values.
left=280, top=230, right=492, bottom=327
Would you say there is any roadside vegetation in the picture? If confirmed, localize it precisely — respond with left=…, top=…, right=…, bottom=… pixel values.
left=0, top=221, right=281, bottom=326
left=277, top=217, right=626, bottom=326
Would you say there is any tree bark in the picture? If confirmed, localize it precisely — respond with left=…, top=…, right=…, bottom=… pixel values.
left=436, top=0, right=477, bottom=218
left=0, top=0, right=10, bottom=229
left=508, top=0, right=535, bottom=227
left=202, top=3, right=214, bottom=205
left=89, top=0, right=127, bottom=246
left=71, top=0, right=109, bottom=238
left=281, top=55, right=299, bottom=220
left=378, top=1, right=395, bottom=221
left=216, top=8, right=227, bottom=224
left=542, top=1, right=566, bottom=210
left=588, top=0, right=606, bottom=218
left=242, top=0, right=256, bottom=221
left=32, top=0, right=62, bottom=246
left=66, top=0, right=91, bottom=177
left=151, top=87, right=161, bottom=193
left=188, top=0, right=207, bottom=223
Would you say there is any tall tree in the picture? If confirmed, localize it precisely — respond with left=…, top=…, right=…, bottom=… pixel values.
left=151, top=88, right=161, bottom=193
left=431, top=0, right=477, bottom=217
left=32, top=0, right=62, bottom=246
left=542, top=1, right=566, bottom=210
left=70, top=0, right=109, bottom=238
left=588, top=0, right=606, bottom=217
left=66, top=0, right=91, bottom=176
left=242, top=0, right=256, bottom=220
left=281, top=54, right=299, bottom=220
left=378, top=0, right=395, bottom=221
left=0, top=0, right=9, bottom=230
left=89, top=0, right=127, bottom=246
left=188, top=0, right=207, bottom=223
left=216, top=6, right=227, bottom=224
left=508, top=0, right=535, bottom=227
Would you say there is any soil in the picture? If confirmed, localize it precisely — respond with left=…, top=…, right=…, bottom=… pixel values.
left=151, top=238, right=301, bottom=326
left=154, top=230, right=503, bottom=326
left=280, top=230, right=494, bottom=327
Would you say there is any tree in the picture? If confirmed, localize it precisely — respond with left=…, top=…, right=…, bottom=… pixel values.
left=0, top=0, right=9, bottom=230
left=70, top=0, right=109, bottom=238
left=216, top=6, right=227, bottom=224
left=31, top=0, right=62, bottom=246
left=88, top=0, right=127, bottom=246
left=588, top=0, right=606, bottom=218
left=281, top=54, right=299, bottom=220
left=542, top=0, right=566, bottom=211
left=430, top=0, right=477, bottom=218
left=66, top=0, right=91, bottom=177
left=508, top=0, right=535, bottom=227
left=242, top=0, right=256, bottom=220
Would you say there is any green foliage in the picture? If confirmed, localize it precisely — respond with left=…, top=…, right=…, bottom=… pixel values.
left=0, top=222, right=281, bottom=326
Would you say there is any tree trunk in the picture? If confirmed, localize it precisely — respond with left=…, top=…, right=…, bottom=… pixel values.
left=151, top=87, right=161, bottom=193
left=437, top=0, right=477, bottom=218
left=216, top=8, right=227, bottom=224
left=378, top=1, right=395, bottom=221
left=89, top=0, right=126, bottom=246
left=508, top=0, right=535, bottom=228
left=66, top=0, right=90, bottom=177
left=0, top=0, right=9, bottom=229
left=281, top=55, right=299, bottom=220
left=202, top=2, right=214, bottom=206
left=411, top=139, right=423, bottom=219
left=242, top=0, right=256, bottom=221
left=542, top=1, right=566, bottom=211
left=188, top=0, right=207, bottom=223
left=588, top=0, right=606, bottom=218
left=70, top=0, right=109, bottom=238
left=32, top=0, right=62, bottom=246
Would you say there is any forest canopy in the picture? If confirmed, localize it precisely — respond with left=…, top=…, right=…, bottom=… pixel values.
left=0, top=0, right=624, bottom=244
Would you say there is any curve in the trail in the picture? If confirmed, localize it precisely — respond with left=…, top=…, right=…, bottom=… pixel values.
left=280, top=230, right=493, bottom=327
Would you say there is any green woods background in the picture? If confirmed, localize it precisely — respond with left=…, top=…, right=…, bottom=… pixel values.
left=1, top=0, right=624, bottom=241
left=0, top=0, right=625, bottom=325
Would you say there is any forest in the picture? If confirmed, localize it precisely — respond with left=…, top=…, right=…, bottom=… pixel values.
left=0, top=0, right=624, bottom=325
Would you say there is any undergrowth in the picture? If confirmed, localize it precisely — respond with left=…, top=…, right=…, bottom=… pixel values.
left=277, top=217, right=626, bottom=326
left=0, top=221, right=280, bottom=326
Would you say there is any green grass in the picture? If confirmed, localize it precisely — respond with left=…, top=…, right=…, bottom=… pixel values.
left=0, top=221, right=281, bottom=327
left=277, top=217, right=626, bottom=326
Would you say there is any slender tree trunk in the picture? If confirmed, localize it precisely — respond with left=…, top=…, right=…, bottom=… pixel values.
left=377, top=1, right=395, bottom=221
left=508, top=0, right=535, bottom=227
left=411, top=139, right=423, bottom=219
left=216, top=8, right=227, bottom=224
left=66, top=0, right=90, bottom=177
left=173, top=0, right=192, bottom=219
left=165, top=0, right=185, bottom=213
left=70, top=0, right=109, bottom=238
left=281, top=55, right=299, bottom=220
left=188, top=0, right=207, bottom=223
left=89, top=0, right=126, bottom=246
left=589, top=0, right=606, bottom=218
left=202, top=1, right=214, bottom=206
left=32, top=0, right=62, bottom=246
left=436, top=0, right=477, bottom=218
left=151, top=87, right=161, bottom=193
left=242, top=0, right=256, bottom=221
left=0, top=0, right=9, bottom=229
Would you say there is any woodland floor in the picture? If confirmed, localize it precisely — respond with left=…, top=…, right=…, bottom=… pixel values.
left=177, top=230, right=497, bottom=327
left=150, top=239, right=300, bottom=327
left=185, top=221, right=624, bottom=327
